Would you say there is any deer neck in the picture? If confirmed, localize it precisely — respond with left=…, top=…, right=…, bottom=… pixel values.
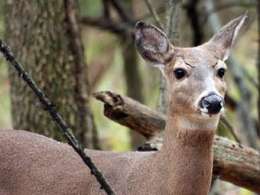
left=152, top=112, right=218, bottom=195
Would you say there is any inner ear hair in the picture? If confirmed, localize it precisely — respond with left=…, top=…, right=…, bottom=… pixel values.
left=134, top=21, right=174, bottom=65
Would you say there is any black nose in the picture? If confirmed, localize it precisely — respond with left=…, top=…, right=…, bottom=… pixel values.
left=199, top=93, right=224, bottom=114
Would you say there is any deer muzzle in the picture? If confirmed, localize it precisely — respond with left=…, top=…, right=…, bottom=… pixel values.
left=199, top=92, right=224, bottom=115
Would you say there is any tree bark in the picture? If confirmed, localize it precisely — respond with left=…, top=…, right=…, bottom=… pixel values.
left=5, top=0, right=98, bottom=148
left=94, top=91, right=260, bottom=193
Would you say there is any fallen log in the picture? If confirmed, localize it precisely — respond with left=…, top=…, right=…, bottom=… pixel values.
left=94, top=91, right=260, bottom=193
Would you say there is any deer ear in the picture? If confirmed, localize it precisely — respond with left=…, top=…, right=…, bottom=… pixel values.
left=207, top=14, right=247, bottom=61
left=134, top=21, right=174, bottom=67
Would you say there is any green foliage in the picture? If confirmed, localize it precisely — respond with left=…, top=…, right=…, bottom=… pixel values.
left=0, top=61, right=11, bottom=128
left=79, top=0, right=102, bottom=17
left=90, top=47, right=131, bottom=151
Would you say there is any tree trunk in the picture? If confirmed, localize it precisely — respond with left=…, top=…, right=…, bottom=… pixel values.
left=5, top=0, right=98, bottom=148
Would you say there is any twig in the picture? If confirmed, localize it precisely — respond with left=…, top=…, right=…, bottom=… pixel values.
left=80, top=4, right=166, bottom=37
left=144, top=0, right=164, bottom=29
left=139, top=5, right=166, bottom=22
left=80, top=16, right=130, bottom=36
left=0, top=41, right=115, bottom=195
left=108, top=0, right=135, bottom=25
left=220, top=116, right=241, bottom=144
left=239, top=64, right=259, bottom=89
left=80, top=6, right=168, bottom=36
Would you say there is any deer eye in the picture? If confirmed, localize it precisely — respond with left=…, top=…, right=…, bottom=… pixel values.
left=217, top=68, right=225, bottom=78
left=174, top=68, right=187, bottom=79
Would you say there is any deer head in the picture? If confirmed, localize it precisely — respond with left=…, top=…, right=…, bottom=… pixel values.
left=134, top=14, right=246, bottom=128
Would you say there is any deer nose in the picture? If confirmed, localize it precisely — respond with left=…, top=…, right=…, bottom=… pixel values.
left=199, top=93, right=224, bottom=115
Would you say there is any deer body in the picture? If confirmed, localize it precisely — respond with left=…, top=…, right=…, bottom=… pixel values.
left=0, top=121, right=214, bottom=195
left=0, top=15, right=246, bottom=195
left=0, top=129, right=143, bottom=195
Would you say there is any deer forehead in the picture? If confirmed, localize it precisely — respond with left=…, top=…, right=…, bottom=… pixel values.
left=174, top=47, right=218, bottom=68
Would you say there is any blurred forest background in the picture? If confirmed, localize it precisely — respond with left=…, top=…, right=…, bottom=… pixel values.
left=0, top=0, right=258, bottom=194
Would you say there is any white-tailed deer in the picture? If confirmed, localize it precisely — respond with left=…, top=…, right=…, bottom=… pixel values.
left=0, top=14, right=246, bottom=195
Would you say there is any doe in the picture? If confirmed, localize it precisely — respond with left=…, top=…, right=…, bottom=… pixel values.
left=0, top=14, right=246, bottom=195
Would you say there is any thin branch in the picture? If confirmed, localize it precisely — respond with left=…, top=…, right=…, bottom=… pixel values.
left=144, top=0, right=164, bottom=29
left=79, top=5, right=167, bottom=38
left=108, top=0, right=135, bottom=24
left=90, top=61, right=114, bottom=89
left=80, top=16, right=131, bottom=36
left=239, top=64, right=259, bottom=89
left=139, top=5, right=166, bottom=22
left=0, top=41, right=115, bottom=195
left=220, top=116, right=241, bottom=144
left=94, top=91, right=260, bottom=193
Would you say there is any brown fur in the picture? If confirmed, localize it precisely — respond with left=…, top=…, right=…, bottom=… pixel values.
left=0, top=119, right=214, bottom=195
left=0, top=129, right=149, bottom=195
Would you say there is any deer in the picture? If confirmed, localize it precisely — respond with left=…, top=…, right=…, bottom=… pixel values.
left=0, top=14, right=246, bottom=195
